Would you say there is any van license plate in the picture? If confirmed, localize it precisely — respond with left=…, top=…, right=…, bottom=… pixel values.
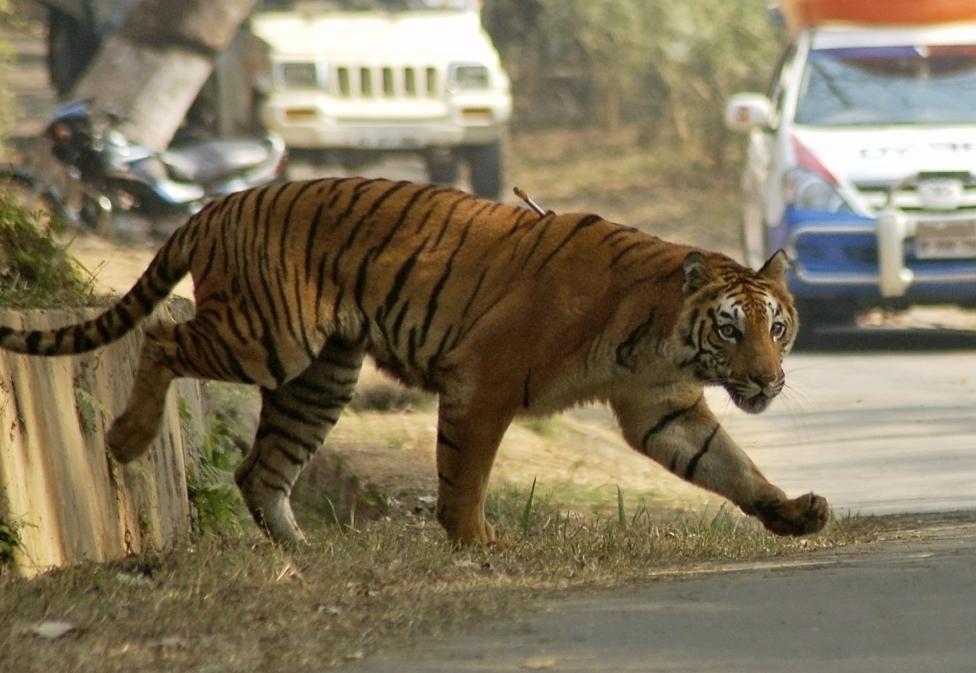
left=915, top=219, right=976, bottom=259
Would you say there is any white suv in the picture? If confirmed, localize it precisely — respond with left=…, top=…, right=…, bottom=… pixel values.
left=726, top=21, right=976, bottom=327
left=250, top=0, right=512, bottom=198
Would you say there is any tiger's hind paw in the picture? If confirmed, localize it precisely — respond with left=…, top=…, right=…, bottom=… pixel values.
left=106, top=412, right=161, bottom=463
left=753, top=492, right=830, bottom=537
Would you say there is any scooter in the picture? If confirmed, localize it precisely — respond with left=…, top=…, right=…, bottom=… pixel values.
left=4, top=99, right=288, bottom=235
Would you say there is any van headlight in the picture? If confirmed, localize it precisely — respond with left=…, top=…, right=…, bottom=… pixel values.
left=448, top=63, right=491, bottom=91
left=784, top=168, right=853, bottom=213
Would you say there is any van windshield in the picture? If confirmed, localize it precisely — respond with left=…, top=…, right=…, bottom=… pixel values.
left=794, top=45, right=976, bottom=126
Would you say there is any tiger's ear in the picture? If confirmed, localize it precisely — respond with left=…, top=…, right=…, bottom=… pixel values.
left=758, top=249, right=790, bottom=284
left=682, top=251, right=713, bottom=294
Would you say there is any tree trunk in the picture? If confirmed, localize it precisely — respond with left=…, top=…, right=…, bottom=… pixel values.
left=68, top=0, right=256, bottom=152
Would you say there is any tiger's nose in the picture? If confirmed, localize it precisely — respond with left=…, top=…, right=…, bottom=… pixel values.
left=750, top=372, right=780, bottom=392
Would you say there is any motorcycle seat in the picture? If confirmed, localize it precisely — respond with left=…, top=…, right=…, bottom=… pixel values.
left=163, top=138, right=275, bottom=185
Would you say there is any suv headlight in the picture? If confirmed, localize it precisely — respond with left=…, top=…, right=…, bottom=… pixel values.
left=277, top=61, right=325, bottom=90
left=784, top=168, right=853, bottom=213
left=448, top=63, right=491, bottom=91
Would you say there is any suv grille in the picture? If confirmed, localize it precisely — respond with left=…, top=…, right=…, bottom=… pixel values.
left=855, top=173, right=976, bottom=215
left=335, top=65, right=440, bottom=99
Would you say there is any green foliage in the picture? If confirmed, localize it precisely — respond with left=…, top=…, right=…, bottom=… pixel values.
left=0, top=0, right=17, bottom=149
left=74, top=385, right=108, bottom=434
left=184, top=404, right=245, bottom=536
left=484, top=0, right=782, bottom=161
left=0, top=192, right=90, bottom=307
left=0, top=516, right=22, bottom=573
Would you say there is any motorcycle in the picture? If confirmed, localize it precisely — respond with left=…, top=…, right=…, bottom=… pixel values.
left=1, top=99, right=288, bottom=235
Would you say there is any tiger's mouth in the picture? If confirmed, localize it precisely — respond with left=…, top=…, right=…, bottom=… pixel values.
left=724, top=384, right=776, bottom=414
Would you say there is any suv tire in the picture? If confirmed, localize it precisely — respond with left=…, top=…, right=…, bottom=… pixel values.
left=464, top=140, right=503, bottom=200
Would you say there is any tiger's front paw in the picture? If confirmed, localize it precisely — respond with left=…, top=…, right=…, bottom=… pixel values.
left=753, top=492, right=830, bottom=536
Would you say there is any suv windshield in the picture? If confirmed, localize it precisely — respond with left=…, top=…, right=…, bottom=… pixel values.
left=261, top=0, right=476, bottom=10
left=794, top=45, right=976, bottom=126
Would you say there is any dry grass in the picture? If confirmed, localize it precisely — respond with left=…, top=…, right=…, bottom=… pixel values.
left=0, top=490, right=901, bottom=673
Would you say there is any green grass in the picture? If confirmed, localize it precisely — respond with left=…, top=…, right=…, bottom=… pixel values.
left=0, top=192, right=92, bottom=308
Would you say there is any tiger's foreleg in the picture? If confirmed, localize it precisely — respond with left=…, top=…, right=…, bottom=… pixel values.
left=434, top=398, right=515, bottom=546
left=612, top=393, right=829, bottom=536
left=234, top=342, right=365, bottom=545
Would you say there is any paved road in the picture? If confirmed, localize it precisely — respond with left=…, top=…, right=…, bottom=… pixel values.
left=335, top=330, right=976, bottom=672
left=339, top=517, right=976, bottom=673
left=718, top=327, right=976, bottom=516
left=564, top=325, right=976, bottom=517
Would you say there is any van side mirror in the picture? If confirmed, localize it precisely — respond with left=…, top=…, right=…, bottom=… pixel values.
left=724, top=93, right=773, bottom=132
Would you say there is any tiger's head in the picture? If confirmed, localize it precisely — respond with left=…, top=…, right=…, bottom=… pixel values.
left=676, top=250, right=798, bottom=414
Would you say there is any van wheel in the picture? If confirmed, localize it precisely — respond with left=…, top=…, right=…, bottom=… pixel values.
left=464, top=141, right=503, bottom=200
left=794, top=298, right=860, bottom=347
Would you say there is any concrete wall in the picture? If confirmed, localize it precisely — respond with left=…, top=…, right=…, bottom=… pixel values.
left=0, top=299, right=205, bottom=577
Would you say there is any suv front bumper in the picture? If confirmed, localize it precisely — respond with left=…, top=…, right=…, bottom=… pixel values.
left=259, top=93, right=510, bottom=150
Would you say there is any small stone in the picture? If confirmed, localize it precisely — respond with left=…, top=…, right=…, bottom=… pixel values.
left=32, top=621, right=76, bottom=640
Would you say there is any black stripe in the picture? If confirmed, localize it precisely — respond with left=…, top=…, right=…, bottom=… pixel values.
left=430, top=193, right=471, bottom=245
left=535, top=214, right=601, bottom=270
left=268, top=394, right=321, bottom=428
left=279, top=180, right=320, bottom=254
left=609, top=240, right=646, bottom=268
left=684, top=424, right=720, bottom=481
left=259, top=476, right=290, bottom=495
left=437, top=431, right=461, bottom=452
left=256, top=456, right=293, bottom=486
left=256, top=423, right=322, bottom=457
left=94, top=317, right=111, bottom=344
left=132, top=286, right=154, bottom=316
left=26, top=331, right=42, bottom=352
left=419, top=224, right=473, bottom=346
left=640, top=395, right=702, bottom=451
left=195, top=236, right=219, bottom=287
left=459, top=267, right=488, bottom=323
left=331, top=180, right=412, bottom=283
left=518, top=220, right=550, bottom=270
left=615, top=310, right=656, bottom=371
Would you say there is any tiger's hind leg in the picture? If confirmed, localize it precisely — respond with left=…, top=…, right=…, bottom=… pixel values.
left=234, top=339, right=365, bottom=544
left=106, top=321, right=183, bottom=462
left=107, top=313, right=317, bottom=463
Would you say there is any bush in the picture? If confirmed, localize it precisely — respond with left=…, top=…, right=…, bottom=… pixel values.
left=0, top=192, right=91, bottom=307
left=484, top=0, right=782, bottom=163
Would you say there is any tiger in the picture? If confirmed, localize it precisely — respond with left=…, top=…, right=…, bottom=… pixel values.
left=0, top=177, right=829, bottom=546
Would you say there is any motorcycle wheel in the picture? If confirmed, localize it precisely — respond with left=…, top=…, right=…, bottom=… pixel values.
left=0, top=169, right=66, bottom=234
left=78, top=192, right=114, bottom=235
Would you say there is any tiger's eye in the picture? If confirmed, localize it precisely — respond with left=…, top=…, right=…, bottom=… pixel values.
left=717, top=324, right=739, bottom=341
left=770, top=321, right=787, bottom=339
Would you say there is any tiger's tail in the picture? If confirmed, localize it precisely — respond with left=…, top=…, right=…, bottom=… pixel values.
left=0, top=228, right=190, bottom=356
